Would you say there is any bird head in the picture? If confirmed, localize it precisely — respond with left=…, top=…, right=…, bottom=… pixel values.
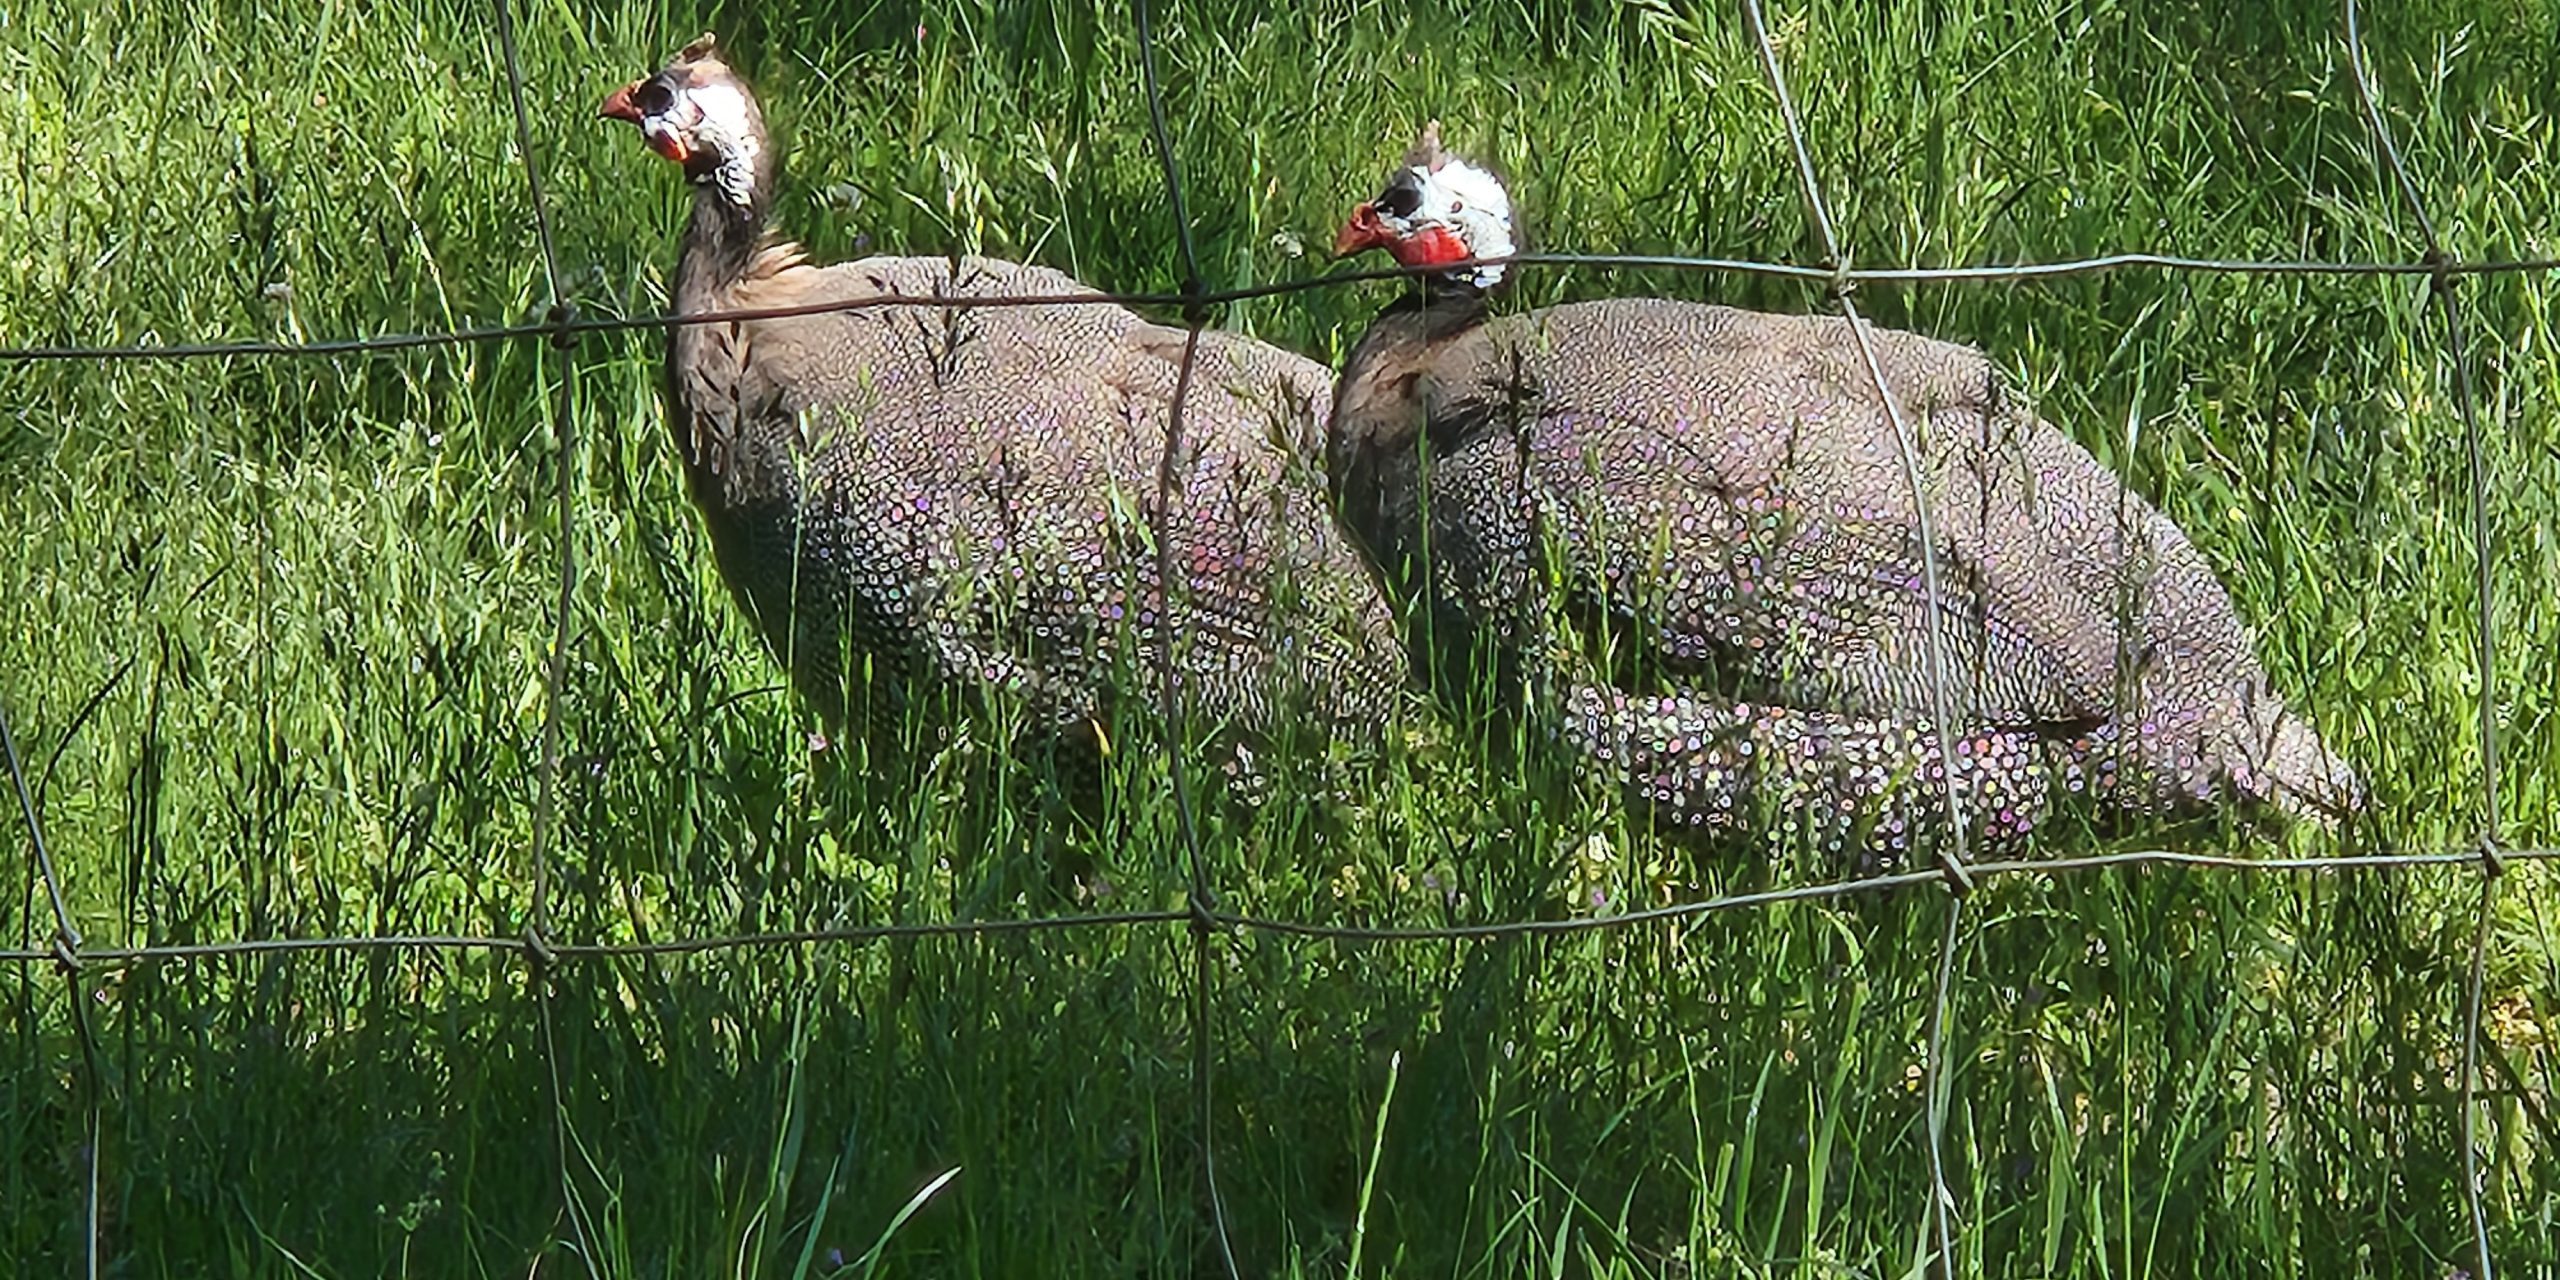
left=1332, top=122, right=1516, bottom=293
left=599, top=33, right=768, bottom=209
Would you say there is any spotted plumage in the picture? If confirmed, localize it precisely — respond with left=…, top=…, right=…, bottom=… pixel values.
left=602, top=37, right=1404, bottom=770
left=1332, top=125, right=2362, bottom=856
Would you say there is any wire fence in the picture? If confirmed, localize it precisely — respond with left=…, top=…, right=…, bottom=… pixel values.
left=2, top=0, right=2548, bottom=1275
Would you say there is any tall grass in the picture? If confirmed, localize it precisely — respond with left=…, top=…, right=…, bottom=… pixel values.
left=5, top=0, right=2557, bottom=1274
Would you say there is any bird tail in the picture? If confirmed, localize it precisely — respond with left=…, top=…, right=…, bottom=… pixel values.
left=1550, top=682, right=1760, bottom=833
left=1548, top=679, right=2004, bottom=860
left=2240, top=696, right=2366, bottom=829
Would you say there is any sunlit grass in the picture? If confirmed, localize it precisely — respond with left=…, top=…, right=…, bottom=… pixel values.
left=4, top=0, right=2556, bottom=1275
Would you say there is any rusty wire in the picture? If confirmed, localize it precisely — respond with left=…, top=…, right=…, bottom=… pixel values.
left=5, top=694, right=101, bottom=1280
left=6, top=849, right=2551, bottom=970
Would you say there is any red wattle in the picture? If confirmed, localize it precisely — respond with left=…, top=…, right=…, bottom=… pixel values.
left=1391, top=224, right=1472, bottom=269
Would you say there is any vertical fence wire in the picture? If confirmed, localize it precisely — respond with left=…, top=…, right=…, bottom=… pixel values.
left=1735, top=0, right=1975, bottom=892
left=487, top=0, right=598, bottom=1272
left=488, top=0, right=577, bottom=958
left=3, top=697, right=99, bottom=1278
left=1129, top=0, right=1242, bottom=1273
left=2, top=701, right=75, bottom=959
left=2342, top=2, right=2510, bottom=1274
left=1736, top=1, right=1969, bottom=1270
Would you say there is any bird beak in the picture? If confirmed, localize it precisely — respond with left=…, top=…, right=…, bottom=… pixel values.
left=598, top=80, right=644, bottom=124
left=1333, top=203, right=1391, bottom=258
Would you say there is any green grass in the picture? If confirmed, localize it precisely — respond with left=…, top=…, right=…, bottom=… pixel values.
left=6, top=0, right=2559, bottom=1274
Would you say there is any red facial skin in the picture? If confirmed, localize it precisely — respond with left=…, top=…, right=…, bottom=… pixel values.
left=1332, top=202, right=1390, bottom=256
left=1333, top=202, right=1472, bottom=268
left=599, top=80, right=689, bottom=163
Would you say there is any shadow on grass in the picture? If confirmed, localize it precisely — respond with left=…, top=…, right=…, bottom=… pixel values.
left=8, top=846, right=2529, bottom=1276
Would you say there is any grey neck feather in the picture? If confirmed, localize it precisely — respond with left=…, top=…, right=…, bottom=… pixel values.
left=665, top=152, right=778, bottom=491
left=674, top=155, right=773, bottom=307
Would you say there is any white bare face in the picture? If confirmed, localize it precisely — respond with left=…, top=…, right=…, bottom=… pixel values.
left=1367, top=154, right=1516, bottom=289
left=628, top=70, right=764, bottom=208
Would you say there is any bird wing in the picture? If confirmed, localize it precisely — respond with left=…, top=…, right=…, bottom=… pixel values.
left=1422, top=298, right=2167, bottom=728
left=707, top=255, right=1397, bottom=738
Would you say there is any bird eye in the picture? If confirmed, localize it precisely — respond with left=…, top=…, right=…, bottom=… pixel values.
left=1377, top=174, right=1423, bottom=219
left=633, top=78, right=676, bottom=115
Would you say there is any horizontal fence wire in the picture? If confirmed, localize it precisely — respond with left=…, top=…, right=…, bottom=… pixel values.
left=6, top=849, right=2555, bottom=970
left=6, top=252, right=2560, bottom=365
left=4, top=0, right=2543, bottom=1274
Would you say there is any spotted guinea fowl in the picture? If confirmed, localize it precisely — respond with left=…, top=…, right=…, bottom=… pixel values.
left=597, top=35, right=1403, bottom=771
left=1327, top=123, right=2361, bottom=853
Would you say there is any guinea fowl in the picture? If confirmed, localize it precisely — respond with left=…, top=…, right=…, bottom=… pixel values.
left=1328, top=124, right=2362, bottom=854
left=597, top=35, right=1403, bottom=776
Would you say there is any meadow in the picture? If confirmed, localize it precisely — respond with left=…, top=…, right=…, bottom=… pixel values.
left=4, top=0, right=2558, bottom=1274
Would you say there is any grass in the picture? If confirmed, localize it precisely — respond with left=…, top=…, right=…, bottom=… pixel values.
left=5, top=0, right=2559, bottom=1274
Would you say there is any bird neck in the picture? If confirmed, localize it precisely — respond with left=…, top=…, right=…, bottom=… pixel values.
left=1382, top=286, right=1490, bottom=337
left=1419, top=273, right=1490, bottom=308
left=1329, top=291, right=1492, bottom=572
left=674, top=173, right=772, bottom=310
left=665, top=164, right=784, bottom=510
